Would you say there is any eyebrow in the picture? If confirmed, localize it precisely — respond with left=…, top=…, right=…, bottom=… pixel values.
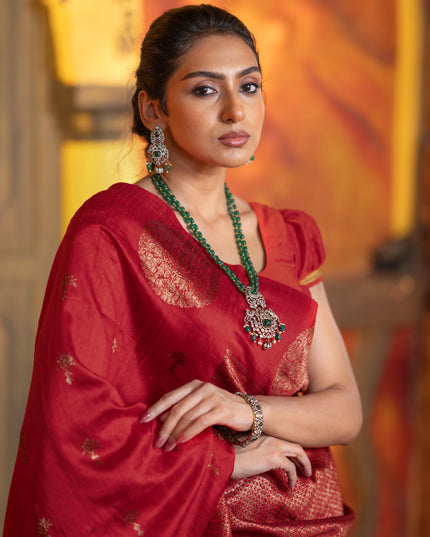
left=180, top=66, right=260, bottom=81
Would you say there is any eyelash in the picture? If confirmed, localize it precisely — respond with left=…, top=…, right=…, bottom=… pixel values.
left=193, top=82, right=261, bottom=96
left=193, top=86, right=217, bottom=96
left=241, top=82, right=260, bottom=94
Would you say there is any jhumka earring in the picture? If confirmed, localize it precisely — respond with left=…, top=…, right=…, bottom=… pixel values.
left=246, top=155, right=255, bottom=165
left=146, top=126, right=172, bottom=176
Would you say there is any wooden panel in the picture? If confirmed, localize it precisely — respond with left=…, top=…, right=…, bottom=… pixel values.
left=0, top=282, right=34, bottom=524
left=0, top=0, right=61, bottom=526
left=0, top=284, right=34, bottom=457
left=0, top=0, right=36, bottom=253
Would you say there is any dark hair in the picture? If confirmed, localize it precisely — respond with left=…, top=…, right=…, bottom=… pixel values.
left=131, top=4, right=261, bottom=143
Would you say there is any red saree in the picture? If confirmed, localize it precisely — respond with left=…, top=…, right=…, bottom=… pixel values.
left=3, top=183, right=354, bottom=536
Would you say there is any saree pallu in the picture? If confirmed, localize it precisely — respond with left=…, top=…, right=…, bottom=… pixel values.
left=3, top=183, right=353, bottom=536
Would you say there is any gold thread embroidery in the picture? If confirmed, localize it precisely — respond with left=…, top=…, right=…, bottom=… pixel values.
left=82, top=438, right=101, bottom=464
left=57, top=353, right=76, bottom=385
left=124, top=510, right=145, bottom=536
left=112, top=337, right=118, bottom=354
left=211, top=348, right=259, bottom=394
left=37, top=518, right=52, bottom=537
left=299, top=269, right=321, bottom=287
left=208, top=453, right=220, bottom=476
left=216, top=452, right=347, bottom=531
left=138, top=222, right=219, bottom=308
left=270, top=328, right=314, bottom=396
left=61, top=273, right=77, bottom=300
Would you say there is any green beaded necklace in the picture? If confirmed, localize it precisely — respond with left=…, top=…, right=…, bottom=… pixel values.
left=151, top=174, right=285, bottom=349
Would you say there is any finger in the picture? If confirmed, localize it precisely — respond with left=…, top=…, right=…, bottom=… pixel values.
left=282, top=459, right=298, bottom=490
left=282, top=445, right=312, bottom=477
left=159, top=400, right=215, bottom=449
left=168, top=391, right=251, bottom=447
left=292, top=452, right=312, bottom=477
left=140, top=380, right=202, bottom=422
left=295, top=455, right=312, bottom=477
left=156, top=383, right=232, bottom=446
left=172, top=407, right=224, bottom=447
left=156, top=390, right=219, bottom=448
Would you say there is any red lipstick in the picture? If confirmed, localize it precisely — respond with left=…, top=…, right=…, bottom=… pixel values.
left=218, top=130, right=249, bottom=147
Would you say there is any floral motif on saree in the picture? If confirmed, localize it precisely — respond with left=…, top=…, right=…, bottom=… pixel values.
left=37, top=518, right=53, bottom=537
left=138, top=220, right=220, bottom=308
left=270, top=327, right=314, bottom=396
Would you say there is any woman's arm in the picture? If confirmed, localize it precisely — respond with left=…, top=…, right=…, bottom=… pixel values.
left=258, top=282, right=362, bottom=447
left=143, top=282, right=362, bottom=450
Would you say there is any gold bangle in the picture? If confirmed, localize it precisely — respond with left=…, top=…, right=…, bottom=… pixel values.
left=233, top=392, right=264, bottom=447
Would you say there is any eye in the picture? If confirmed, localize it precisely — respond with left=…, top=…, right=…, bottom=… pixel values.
left=193, top=86, right=217, bottom=96
left=241, top=82, right=260, bottom=94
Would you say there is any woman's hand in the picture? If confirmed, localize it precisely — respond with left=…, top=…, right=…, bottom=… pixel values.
left=231, top=434, right=312, bottom=489
left=140, top=380, right=254, bottom=450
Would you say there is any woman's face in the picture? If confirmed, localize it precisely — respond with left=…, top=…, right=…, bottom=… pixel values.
left=160, top=34, right=265, bottom=173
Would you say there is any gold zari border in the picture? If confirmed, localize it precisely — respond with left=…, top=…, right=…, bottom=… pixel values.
left=299, top=269, right=322, bottom=287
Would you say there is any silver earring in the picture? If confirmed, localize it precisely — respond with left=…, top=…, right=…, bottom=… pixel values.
left=146, top=126, right=172, bottom=176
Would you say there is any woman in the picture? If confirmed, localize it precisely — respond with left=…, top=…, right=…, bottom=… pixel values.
left=3, top=4, right=362, bottom=536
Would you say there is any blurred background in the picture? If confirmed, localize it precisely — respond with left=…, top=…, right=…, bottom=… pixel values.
left=1, top=0, right=429, bottom=535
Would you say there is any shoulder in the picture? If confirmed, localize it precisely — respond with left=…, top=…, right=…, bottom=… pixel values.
left=279, top=209, right=322, bottom=244
left=63, top=182, right=170, bottom=247
left=56, top=183, right=163, bottom=273
left=69, top=183, right=157, bottom=229
left=252, top=203, right=322, bottom=246
left=281, top=209, right=325, bottom=286
left=253, top=203, right=325, bottom=286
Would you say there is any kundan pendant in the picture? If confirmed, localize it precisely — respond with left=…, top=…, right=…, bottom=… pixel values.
left=243, top=287, right=285, bottom=349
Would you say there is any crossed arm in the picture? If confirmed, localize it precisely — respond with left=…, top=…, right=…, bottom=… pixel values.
left=141, top=282, right=362, bottom=485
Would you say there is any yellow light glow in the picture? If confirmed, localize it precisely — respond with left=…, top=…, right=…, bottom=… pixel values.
left=62, top=139, right=144, bottom=232
left=391, top=0, right=424, bottom=236
left=41, top=0, right=144, bottom=85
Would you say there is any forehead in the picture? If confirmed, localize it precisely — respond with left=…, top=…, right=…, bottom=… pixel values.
left=173, top=34, right=259, bottom=76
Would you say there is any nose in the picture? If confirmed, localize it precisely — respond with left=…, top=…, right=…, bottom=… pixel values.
left=220, top=91, right=245, bottom=123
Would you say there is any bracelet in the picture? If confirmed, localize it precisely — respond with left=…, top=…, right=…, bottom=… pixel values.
left=234, top=392, right=264, bottom=447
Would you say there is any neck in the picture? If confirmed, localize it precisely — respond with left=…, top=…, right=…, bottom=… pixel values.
left=161, top=166, right=228, bottom=221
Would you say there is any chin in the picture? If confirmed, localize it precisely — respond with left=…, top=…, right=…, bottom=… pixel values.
left=220, top=155, right=253, bottom=169
left=227, top=161, right=251, bottom=169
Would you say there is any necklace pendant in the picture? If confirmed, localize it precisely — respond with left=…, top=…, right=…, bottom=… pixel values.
left=243, top=287, right=285, bottom=350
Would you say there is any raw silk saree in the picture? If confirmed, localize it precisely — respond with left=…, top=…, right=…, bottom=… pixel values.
left=3, top=183, right=353, bottom=536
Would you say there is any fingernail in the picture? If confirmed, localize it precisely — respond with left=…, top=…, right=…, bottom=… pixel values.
left=163, top=441, right=176, bottom=452
left=140, top=412, right=152, bottom=423
left=176, top=434, right=186, bottom=445
left=154, top=436, right=165, bottom=449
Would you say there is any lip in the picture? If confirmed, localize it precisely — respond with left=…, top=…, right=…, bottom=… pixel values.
left=218, top=130, right=250, bottom=147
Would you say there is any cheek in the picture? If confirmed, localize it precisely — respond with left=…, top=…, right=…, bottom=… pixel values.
left=255, top=101, right=265, bottom=123
left=169, top=107, right=212, bottom=139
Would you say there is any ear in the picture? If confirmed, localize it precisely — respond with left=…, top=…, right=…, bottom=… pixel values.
left=137, top=91, right=167, bottom=131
